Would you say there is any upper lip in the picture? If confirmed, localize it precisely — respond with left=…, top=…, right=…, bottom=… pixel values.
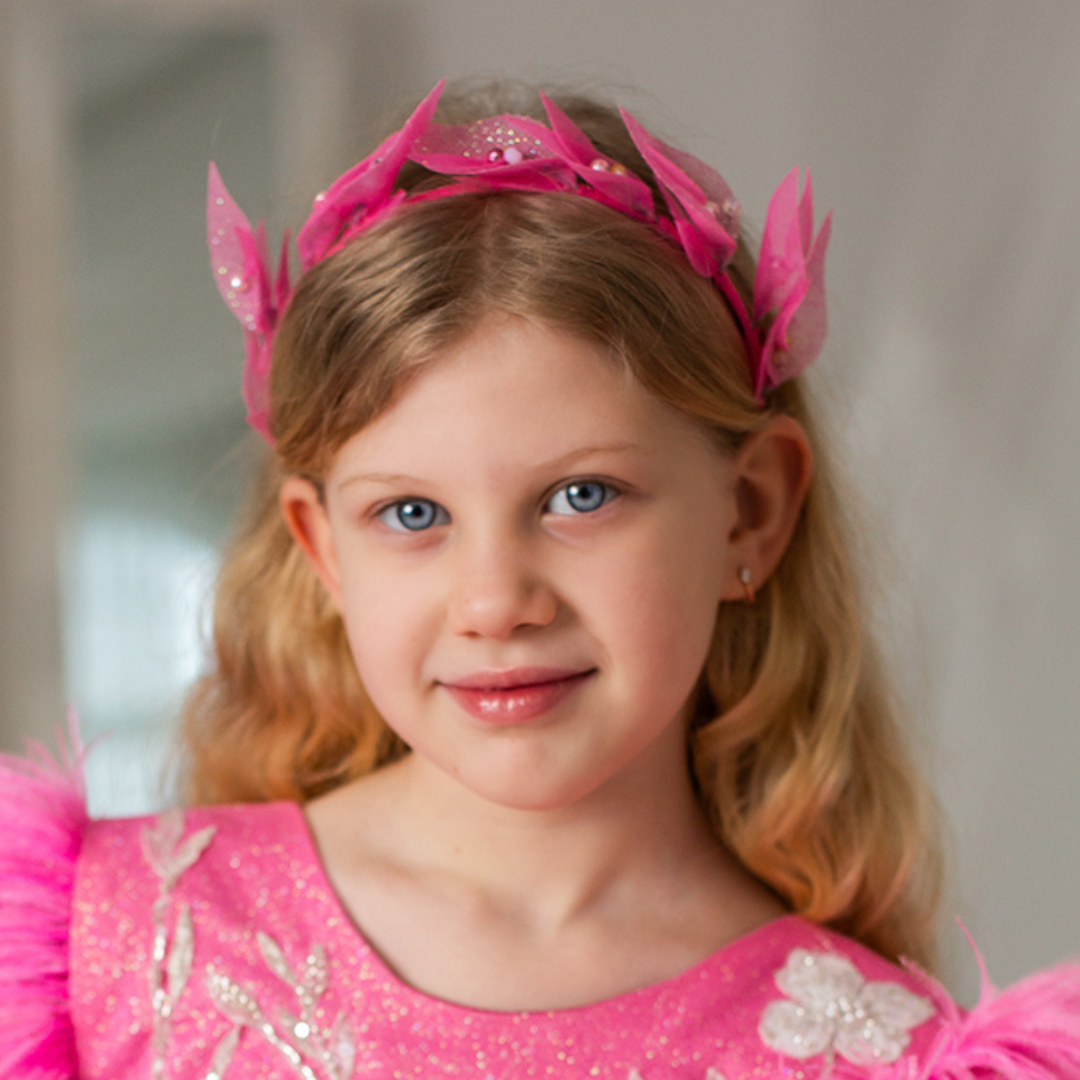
left=440, top=667, right=595, bottom=691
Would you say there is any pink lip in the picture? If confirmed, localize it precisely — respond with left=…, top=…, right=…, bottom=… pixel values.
left=441, top=668, right=595, bottom=725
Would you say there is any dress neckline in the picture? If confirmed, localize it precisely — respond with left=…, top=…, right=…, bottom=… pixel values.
left=278, top=799, right=804, bottom=1018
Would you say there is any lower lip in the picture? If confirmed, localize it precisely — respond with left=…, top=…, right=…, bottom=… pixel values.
left=444, top=672, right=594, bottom=725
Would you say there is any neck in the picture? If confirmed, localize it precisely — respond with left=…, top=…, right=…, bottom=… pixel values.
left=361, top=731, right=727, bottom=933
left=306, top=721, right=785, bottom=1010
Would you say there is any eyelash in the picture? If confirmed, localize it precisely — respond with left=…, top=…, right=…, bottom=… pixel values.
left=374, top=479, right=620, bottom=533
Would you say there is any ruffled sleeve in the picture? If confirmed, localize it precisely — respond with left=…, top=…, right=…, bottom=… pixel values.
left=881, top=954, right=1080, bottom=1080
left=0, top=738, right=88, bottom=1080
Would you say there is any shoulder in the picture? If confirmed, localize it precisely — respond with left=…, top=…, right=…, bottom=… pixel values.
left=71, top=799, right=326, bottom=1078
left=77, top=798, right=302, bottom=894
left=732, top=916, right=1080, bottom=1080
left=72, top=799, right=308, bottom=986
left=0, top=743, right=313, bottom=1080
left=74, top=799, right=321, bottom=963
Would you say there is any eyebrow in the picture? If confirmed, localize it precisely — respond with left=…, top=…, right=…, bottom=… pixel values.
left=336, top=442, right=643, bottom=490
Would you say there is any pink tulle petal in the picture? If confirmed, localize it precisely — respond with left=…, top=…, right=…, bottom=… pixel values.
left=781, top=210, right=832, bottom=380
left=798, top=170, right=816, bottom=255
left=274, top=230, right=292, bottom=319
left=541, top=94, right=654, bottom=218
left=297, top=80, right=445, bottom=268
left=207, top=162, right=268, bottom=334
left=538, top=93, right=597, bottom=165
left=413, top=113, right=555, bottom=172
left=411, top=154, right=574, bottom=190
left=755, top=168, right=804, bottom=322
left=620, top=107, right=739, bottom=274
left=619, top=108, right=739, bottom=225
left=241, top=333, right=274, bottom=443
left=208, top=164, right=284, bottom=439
left=753, top=169, right=832, bottom=392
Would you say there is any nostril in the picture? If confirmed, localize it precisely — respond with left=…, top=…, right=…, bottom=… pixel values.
left=448, top=570, right=558, bottom=640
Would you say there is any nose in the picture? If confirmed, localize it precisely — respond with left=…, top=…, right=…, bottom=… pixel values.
left=447, top=531, right=558, bottom=640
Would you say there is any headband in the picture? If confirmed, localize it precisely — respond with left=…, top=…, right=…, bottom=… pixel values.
left=208, top=80, right=831, bottom=443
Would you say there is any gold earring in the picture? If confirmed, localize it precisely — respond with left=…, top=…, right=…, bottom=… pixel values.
left=738, top=566, right=756, bottom=604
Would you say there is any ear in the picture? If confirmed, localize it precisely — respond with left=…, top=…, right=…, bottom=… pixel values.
left=721, top=415, right=813, bottom=600
left=279, top=475, right=343, bottom=608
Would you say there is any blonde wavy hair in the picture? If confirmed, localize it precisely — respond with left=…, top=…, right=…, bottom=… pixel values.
left=181, top=84, right=942, bottom=969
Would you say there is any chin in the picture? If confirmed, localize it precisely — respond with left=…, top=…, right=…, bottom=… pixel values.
left=450, top=765, right=600, bottom=813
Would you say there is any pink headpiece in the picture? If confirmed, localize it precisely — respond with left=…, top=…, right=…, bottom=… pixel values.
left=208, top=80, right=832, bottom=443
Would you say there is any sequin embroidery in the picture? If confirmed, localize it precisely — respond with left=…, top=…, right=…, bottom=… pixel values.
left=140, top=809, right=356, bottom=1080
left=206, top=935, right=357, bottom=1080
left=142, top=810, right=217, bottom=1078
left=758, top=948, right=934, bottom=1065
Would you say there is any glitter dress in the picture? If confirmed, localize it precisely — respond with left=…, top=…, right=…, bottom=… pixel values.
left=3, top=754, right=1080, bottom=1080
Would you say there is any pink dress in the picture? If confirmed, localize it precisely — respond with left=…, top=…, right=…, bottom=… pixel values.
left=3, top=748, right=1080, bottom=1079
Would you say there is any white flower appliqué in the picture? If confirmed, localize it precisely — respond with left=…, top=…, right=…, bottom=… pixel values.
left=758, top=948, right=934, bottom=1066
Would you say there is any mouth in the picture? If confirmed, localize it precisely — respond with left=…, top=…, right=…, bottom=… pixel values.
left=440, top=667, right=596, bottom=725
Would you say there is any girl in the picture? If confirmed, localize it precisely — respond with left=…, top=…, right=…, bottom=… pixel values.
left=2, top=79, right=1079, bottom=1080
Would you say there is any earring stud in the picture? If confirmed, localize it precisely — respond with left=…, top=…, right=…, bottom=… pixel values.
left=738, top=566, right=756, bottom=604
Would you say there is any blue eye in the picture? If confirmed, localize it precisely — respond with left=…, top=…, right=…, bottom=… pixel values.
left=378, top=498, right=448, bottom=532
left=547, top=480, right=617, bottom=516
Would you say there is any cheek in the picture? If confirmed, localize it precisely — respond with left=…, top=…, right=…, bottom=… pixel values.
left=589, top=513, right=726, bottom=680
left=334, top=551, right=430, bottom=684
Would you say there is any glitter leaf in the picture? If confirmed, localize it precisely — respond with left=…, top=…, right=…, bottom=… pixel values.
left=141, top=809, right=184, bottom=878
left=207, top=1024, right=241, bottom=1080
left=171, top=825, right=218, bottom=881
left=258, top=932, right=298, bottom=988
left=166, top=903, right=194, bottom=1004
left=332, top=1014, right=356, bottom=1079
left=207, top=970, right=262, bottom=1028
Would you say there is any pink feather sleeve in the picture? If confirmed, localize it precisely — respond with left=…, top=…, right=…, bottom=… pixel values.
left=0, top=737, right=88, bottom=1079
left=869, top=952, right=1080, bottom=1080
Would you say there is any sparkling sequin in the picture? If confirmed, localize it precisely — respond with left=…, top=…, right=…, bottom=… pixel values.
left=414, top=119, right=545, bottom=164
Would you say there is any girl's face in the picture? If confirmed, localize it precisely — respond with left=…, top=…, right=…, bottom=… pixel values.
left=284, top=315, right=747, bottom=812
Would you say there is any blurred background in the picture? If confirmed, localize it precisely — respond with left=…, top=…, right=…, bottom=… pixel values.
left=1, top=0, right=1078, bottom=1000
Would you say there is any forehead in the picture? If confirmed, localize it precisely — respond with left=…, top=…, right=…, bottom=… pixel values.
left=330, top=315, right=717, bottom=477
